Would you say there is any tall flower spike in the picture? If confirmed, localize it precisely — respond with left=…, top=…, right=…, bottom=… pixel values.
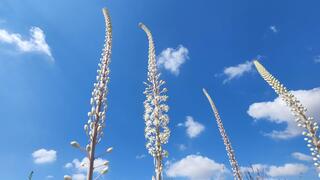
left=203, top=89, right=242, bottom=180
left=70, top=8, right=112, bottom=180
left=139, top=22, right=170, bottom=180
left=253, top=60, right=320, bottom=175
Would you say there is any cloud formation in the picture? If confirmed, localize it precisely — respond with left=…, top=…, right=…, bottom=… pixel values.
left=0, top=27, right=52, bottom=58
left=247, top=87, right=320, bottom=139
left=222, top=61, right=253, bottom=83
left=291, top=152, right=312, bottom=162
left=268, top=163, right=308, bottom=177
left=157, top=45, right=189, bottom=75
left=65, top=157, right=108, bottom=173
left=184, top=116, right=205, bottom=138
left=32, top=149, right=57, bottom=164
left=166, top=155, right=227, bottom=180
left=72, top=173, right=86, bottom=180
left=241, top=163, right=308, bottom=177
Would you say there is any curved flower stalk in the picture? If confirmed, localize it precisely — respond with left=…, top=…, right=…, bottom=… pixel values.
left=203, top=89, right=242, bottom=180
left=70, top=8, right=113, bottom=180
left=139, top=23, right=170, bottom=180
left=253, top=60, right=320, bottom=174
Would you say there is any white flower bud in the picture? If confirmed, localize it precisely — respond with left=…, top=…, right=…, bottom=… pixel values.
left=106, top=147, right=113, bottom=153
left=70, top=141, right=80, bottom=148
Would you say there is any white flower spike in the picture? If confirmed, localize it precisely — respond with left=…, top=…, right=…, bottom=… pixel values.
left=70, top=8, right=113, bottom=180
left=203, top=89, right=242, bottom=180
left=254, top=60, right=320, bottom=176
left=140, top=23, right=170, bottom=180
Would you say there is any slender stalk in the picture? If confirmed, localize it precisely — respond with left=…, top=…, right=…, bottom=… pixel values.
left=85, top=8, right=112, bottom=180
left=253, top=60, right=320, bottom=175
left=203, top=89, right=242, bottom=180
left=139, top=23, right=170, bottom=180
left=69, top=8, right=112, bottom=180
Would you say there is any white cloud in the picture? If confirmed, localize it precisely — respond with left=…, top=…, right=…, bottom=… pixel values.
left=46, top=175, right=54, bottom=179
left=185, top=116, right=205, bottom=138
left=223, top=61, right=253, bottom=83
left=157, top=45, right=189, bottom=75
left=66, top=157, right=108, bottom=173
left=241, top=163, right=308, bottom=177
left=32, top=149, right=57, bottom=164
left=72, top=173, right=86, bottom=180
left=166, top=155, right=228, bottom=180
left=291, top=152, right=312, bottom=162
left=270, top=26, right=278, bottom=33
left=247, top=87, right=320, bottom=139
left=241, top=163, right=268, bottom=174
left=65, top=157, right=109, bottom=180
left=135, top=154, right=146, bottom=159
left=0, top=27, right=52, bottom=58
left=65, top=162, right=73, bottom=169
left=267, top=163, right=308, bottom=177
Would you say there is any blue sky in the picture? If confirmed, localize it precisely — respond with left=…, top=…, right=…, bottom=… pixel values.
left=1, top=0, right=320, bottom=179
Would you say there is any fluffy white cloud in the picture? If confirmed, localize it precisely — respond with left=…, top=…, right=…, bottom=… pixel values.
left=241, top=163, right=268, bottom=174
left=72, top=173, right=86, bottom=180
left=0, top=27, right=52, bottom=58
left=65, top=157, right=109, bottom=180
left=185, top=116, right=205, bottom=138
left=223, top=61, right=253, bottom=83
left=166, top=155, right=228, bottom=180
left=268, top=163, right=308, bottom=177
left=157, top=45, right=189, bottom=75
left=270, top=26, right=278, bottom=33
left=247, top=87, right=320, bottom=139
left=32, top=149, right=57, bottom=164
left=241, top=163, right=308, bottom=177
left=291, top=152, right=312, bottom=162
left=64, top=162, right=73, bottom=169
left=66, top=157, right=108, bottom=173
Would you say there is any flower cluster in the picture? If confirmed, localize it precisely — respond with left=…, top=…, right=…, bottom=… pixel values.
left=139, top=23, right=170, bottom=179
left=203, top=89, right=242, bottom=180
left=84, top=8, right=112, bottom=147
left=69, top=8, right=113, bottom=180
left=253, top=60, right=320, bottom=172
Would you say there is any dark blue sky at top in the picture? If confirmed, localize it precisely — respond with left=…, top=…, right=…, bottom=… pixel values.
left=0, top=0, right=320, bottom=179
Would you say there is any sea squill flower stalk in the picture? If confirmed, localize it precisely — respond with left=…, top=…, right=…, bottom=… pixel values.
left=203, top=89, right=242, bottom=180
left=139, top=23, right=170, bottom=180
left=70, top=8, right=113, bottom=180
left=253, top=60, right=320, bottom=175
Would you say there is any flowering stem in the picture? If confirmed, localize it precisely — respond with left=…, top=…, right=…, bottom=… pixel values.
left=140, top=23, right=170, bottom=180
left=253, top=60, right=320, bottom=174
left=203, top=89, right=242, bottom=180
left=86, top=8, right=112, bottom=180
